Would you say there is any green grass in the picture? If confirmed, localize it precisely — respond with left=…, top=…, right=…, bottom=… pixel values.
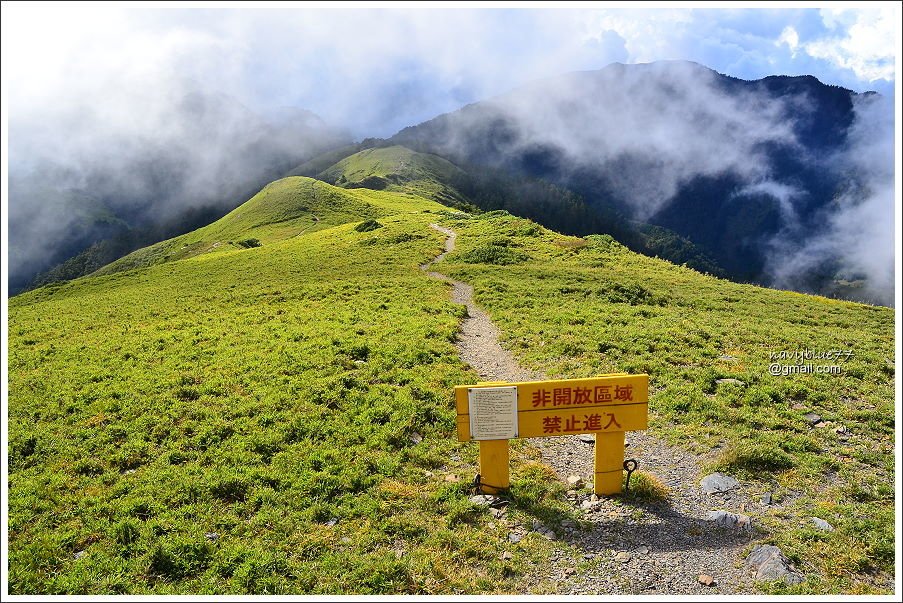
left=8, top=182, right=573, bottom=594
left=318, top=145, right=473, bottom=209
left=7, top=178, right=895, bottom=594
left=437, top=211, right=894, bottom=594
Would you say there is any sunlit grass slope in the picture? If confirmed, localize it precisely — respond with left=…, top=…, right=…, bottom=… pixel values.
left=8, top=177, right=894, bottom=594
left=93, top=177, right=432, bottom=277
left=8, top=185, right=571, bottom=594
left=439, top=211, right=894, bottom=594
left=317, top=145, right=470, bottom=208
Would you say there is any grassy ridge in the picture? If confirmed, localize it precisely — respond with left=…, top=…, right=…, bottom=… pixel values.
left=8, top=185, right=572, bottom=594
left=92, top=177, right=425, bottom=277
left=438, top=211, right=894, bottom=593
left=317, top=146, right=472, bottom=209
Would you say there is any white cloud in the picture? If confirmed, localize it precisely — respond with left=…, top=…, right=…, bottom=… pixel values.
left=776, top=26, right=799, bottom=55
left=802, top=6, right=898, bottom=82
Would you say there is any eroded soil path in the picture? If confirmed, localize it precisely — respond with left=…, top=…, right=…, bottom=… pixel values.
left=423, top=224, right=761, bottom=595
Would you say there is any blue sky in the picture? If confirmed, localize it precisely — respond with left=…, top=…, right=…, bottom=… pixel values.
left=4, top=4, right=899, bottom=136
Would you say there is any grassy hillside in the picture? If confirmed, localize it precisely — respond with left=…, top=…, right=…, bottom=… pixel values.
left=92, top=177, right=434, bottom=277
left=439, top=211, right=894, bottom=593
left=315, top=145, right=472, bottom=209
left=8, top=179, right=895, bottom=594
left=9, top=182, right=574, bottom=594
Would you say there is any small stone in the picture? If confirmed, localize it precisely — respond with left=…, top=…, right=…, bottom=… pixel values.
left=567, top=475, right=585, bottom=488
left=791, top=403, right=806, bottom=411
left=123, top=469, right=136, bottom=475
left=700, top=473, right=740, bottom=494
left=501, top=551, right=513, bottom=561
left=490, top=507, right=506, bottom=519
left=698, top=574, right=716, bottom=586
left=583, top=553, right=595, bottom=559
left=615, top=551, right=632, bottom=563
left=324, top=518, right=338, bottom=527
left=341, top=537, right=351, bottom=543
left=444, top=474, right=460, bottom=483
left=424, top=471, right=434, bottom=478
left=564, top=567, right=577, bottom=576
left=205, top=532, right=220, bottom=541
left=578, top=434, right=595, bottom=444
left=635, top=546, right=649, bottom=554
left=74, top=550, right=87, bottom=560
left=715, top=378, right=745, bottom=386
left=761, top=492, right=773, bottom=505
left=507, top=532, right=523, bottom=543
left=566, top=489, right=578, bottom=498
left=705, top=510, right=753, bottom=531
left=409, top=432, right=423, bottom=444
left=393, top=549, right=405, bottom=559
left=469, top=494, right=497, bottom=507
left=813, top=421, right=826, bottom=428
left=745, top=544, right=804, bottom=585
left=560, top=519, right=577, bottom=529
left=590, top=494, right=599, bottom=502
left=810, top=517, right=834, bottom=532
left=802, top=412, right=822, bottom=426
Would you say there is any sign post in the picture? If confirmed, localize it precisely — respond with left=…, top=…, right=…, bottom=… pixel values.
left=455, top=374, right=649, bottom=495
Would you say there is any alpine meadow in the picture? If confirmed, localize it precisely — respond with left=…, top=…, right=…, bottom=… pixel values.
left=4, top=5, right=899, bottom=599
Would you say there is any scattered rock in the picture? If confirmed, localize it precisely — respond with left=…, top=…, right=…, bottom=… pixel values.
left=715, top=378, right=745, bottom=386
left=580, top=499, right=602, bottom=512
left=578, top=434, right=595, bottom=444
left=409, top=432, right=423, bottom=444
left=469, top=494, right=497, bottom=507
left=324, top=518, right=338, bottom=527
left=635, top=546, right=649, bottom=554
left=74, top=550, right=87, bottom=560
left=489, top=507, right=506, bottom=519
left=501, top=551, right=513, bottom=561
left=614, top=551, right=632, bottom=563
left=393, top=549, right=405, bottom=559
left=719, top=354, right=737, bottom=361
left=564, top=567, right=577, bottom=576
left=791, top=403, right=806, bottom=411
left=705, top=510, right=752, bottom=531
left=745, top=544, right=804, bottom=585
left=424, top=470, right=434, bottom=478
left=802, top=412, right=822, bottom=426
left=810, top=517, right=834, bottom=532
left=700, top=473, right=740, bottom=494
left=444, top=474, right=460, bottom=483
left=123, top=469, right=136, bottom=475
left=560, top=519, right=577, bottom=529
left=204, top=532, right=220, bottom=541
left=698, top=574, right=716, bottom=586
left=567, top=475, right=585, bottom=488
left=583, top=553, right=595, bottom=559
left=813, top=421, right=827, bottom=428
left=566, top=489, right=578, bottom=498
left=508, top=532, right=523, bottom=544
left=760, top=492, right=773, bottom=505
left=589, top=494, right=599, bottom=502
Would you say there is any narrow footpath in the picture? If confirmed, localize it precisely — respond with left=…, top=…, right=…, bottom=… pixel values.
left=423, top=223, right=762, bottom=595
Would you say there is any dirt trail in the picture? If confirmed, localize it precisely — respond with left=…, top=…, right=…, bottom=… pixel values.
left=423, top=224, right=760, bottom=595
